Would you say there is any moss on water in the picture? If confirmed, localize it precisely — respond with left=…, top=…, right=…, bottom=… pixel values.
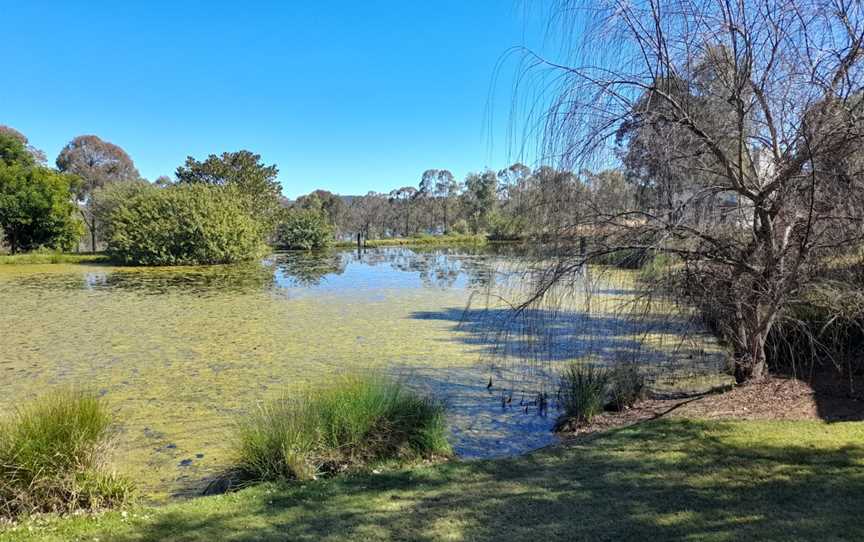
left=0, top=249, right=725, bottom=500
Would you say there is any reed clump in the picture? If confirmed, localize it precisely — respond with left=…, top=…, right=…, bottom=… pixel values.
left=0, top=390, right=134, bottom=520
left=234, top=373, right=451, bottom=482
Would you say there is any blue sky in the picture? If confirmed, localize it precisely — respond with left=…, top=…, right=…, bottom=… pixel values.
left=2, top=1, right=553, bottom=198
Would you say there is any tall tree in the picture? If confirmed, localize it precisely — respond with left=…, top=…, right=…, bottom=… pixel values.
left=349, top=192, right=389, bottom=240
left=388, top=186, right=418, bottom=236
left=296, top=189, right=346, bottom=234
left=56, top=135, right=140, bottom=251
left=434, top=170, right=458, bottom=233
left=462, top=171, right=497, bottom=233
left=175, top=150, right=282, bottom=228
left=418, top=169, right=439, bottom=231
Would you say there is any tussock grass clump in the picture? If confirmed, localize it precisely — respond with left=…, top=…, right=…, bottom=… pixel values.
left=235, top=374, right=451, bottom=482
left=607, top=362, right=648, bottom=412
left=0, top=390, right=133, bottom=520
left=555, top=364, right=609, bottom=430
left=555, top=361, right=649, bottom=430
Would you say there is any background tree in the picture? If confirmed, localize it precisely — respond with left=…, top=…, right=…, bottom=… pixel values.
left=56, top=135, right=140, bottom=251
left=296, top=189, right=346, bottom=235
left=433, top=169, right=458, bottom=233
left=348, top=192, right=389, bottom=240
left=462, top=171, right=497, bottom=233
left=154, top=175, right=174, bottom=187
left=496, top=163, right=531, bottom=208
left=0, top=125, right=46, bottom=163
left=175, top=150, right=282, bottom=229
left=417, top=169, right=440, bottom=232
left=388, top=186, right=418, bottom=236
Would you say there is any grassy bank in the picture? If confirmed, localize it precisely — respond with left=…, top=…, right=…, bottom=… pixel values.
left=334, top=234, right=489, bottom=248
left=0, top=252, right=109, bottom=265
left=4, top=418, right=862, bottom=541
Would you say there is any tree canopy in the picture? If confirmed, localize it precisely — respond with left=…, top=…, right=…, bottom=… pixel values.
left=176, top=150, right=282, bottom=227
left=0, top=133, right=81, bottom=253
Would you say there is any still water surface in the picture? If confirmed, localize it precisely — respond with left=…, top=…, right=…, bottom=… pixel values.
left=0, top=246, right=722, bottom=498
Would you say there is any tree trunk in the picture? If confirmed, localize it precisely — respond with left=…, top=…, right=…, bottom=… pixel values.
left=733, top=324, right=769, bottom=384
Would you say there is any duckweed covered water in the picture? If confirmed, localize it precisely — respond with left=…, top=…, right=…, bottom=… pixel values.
left=0, top=247, right=725, bottom=499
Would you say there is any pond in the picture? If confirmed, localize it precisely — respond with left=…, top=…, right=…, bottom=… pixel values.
left=0, top=246, right=725, bottom=499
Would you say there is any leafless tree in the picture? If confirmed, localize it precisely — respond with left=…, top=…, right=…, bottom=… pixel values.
left=516, top=0, right=864, bottom=382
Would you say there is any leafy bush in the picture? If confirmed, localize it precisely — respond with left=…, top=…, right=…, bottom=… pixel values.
left=555, top=364, right=609, bottom=430
left=235, top=374, right=450, bottom=482
left=104, top=184, right=267, bottom=265
left=0, top=134, right=82, bottom=253
left=274, top=208, right=333, bottom=250
left=0, top=390, right=133, bottom=519
left=606, top=361, right=647, bottom=412
left=486, top=210, right=525, bottom=241
left=450, top=219, right=470, bottom=235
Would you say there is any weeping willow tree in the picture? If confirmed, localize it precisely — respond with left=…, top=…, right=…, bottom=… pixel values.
left=510, top=0, right=864, bottom=383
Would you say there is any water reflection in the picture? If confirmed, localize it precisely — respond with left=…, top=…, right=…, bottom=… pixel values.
left=6, top=262, right=276, bottom=296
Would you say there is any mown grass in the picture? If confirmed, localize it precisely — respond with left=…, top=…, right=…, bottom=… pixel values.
left=0, top=390, right=134, bottom=520
left=4, top=419, right=862, bottom=541
left=234, top=374, right=450, bottom=483
left=0, top=252, right=108, bottom=265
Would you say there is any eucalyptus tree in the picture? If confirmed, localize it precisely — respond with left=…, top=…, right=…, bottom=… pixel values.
left=462, top=171, right=498, bottom=233
left=434, top=169, right=459, bottom=233
left=56, top=135, right=140, bottom=251
left=518, top=0, right=864, bottom=382
left=349, top=192, right=389, bottom=240
left=388, top=186, right=418, bottom=236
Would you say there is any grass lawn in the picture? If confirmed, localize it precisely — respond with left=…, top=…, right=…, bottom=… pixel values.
left=3, top=418, right=863, bottom=541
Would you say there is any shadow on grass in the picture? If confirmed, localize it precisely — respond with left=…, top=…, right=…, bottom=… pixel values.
left=97, top=419, right=864, bottom=542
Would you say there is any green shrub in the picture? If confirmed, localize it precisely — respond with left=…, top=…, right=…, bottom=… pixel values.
left=104, top=184, right=267, bottom=265
left=274, top=208, right=333, bottom=250
left=0, top=133, right=83, bottom=253
left=555, top=364, right=609, bottom=430
left=0, top=390, right=134, bottom=519
left=450, top=219, right=470, bottom=235
left=606, top=361, right=647, bottom=412
left=235, top=374, right=450, bottom=482
left=486, top=210, right=525, bottom=241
